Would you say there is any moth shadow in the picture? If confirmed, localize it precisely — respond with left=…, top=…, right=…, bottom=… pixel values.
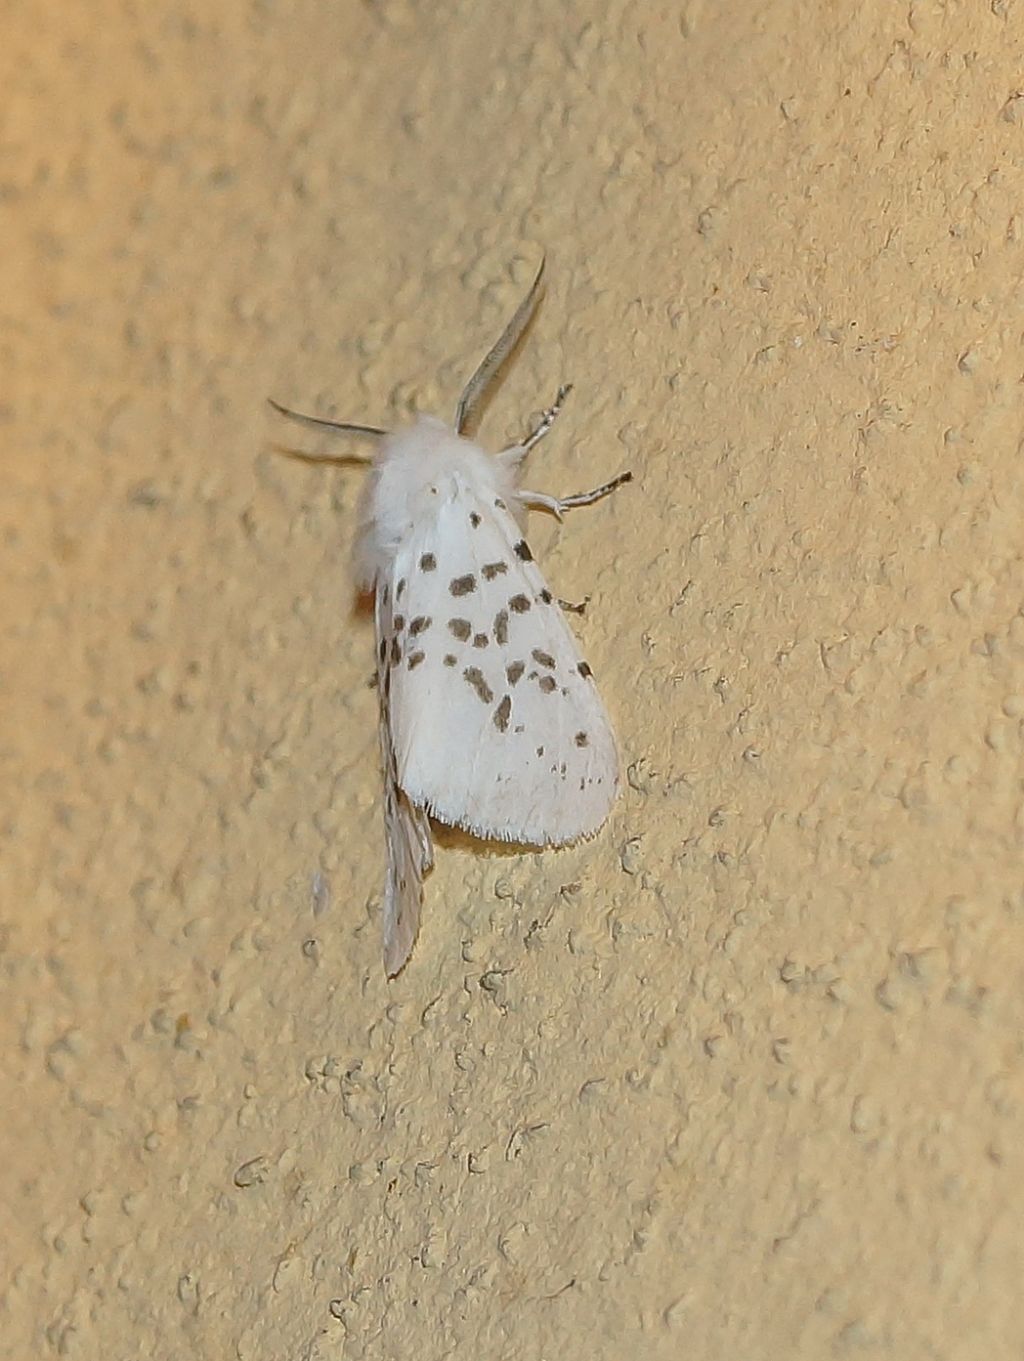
left=270, top=443, right=372, bottom=470
left=430, top=821, right=531, bottom=859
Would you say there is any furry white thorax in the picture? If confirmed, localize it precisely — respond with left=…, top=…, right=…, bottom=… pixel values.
left=354, top=415, right=525, bottom=590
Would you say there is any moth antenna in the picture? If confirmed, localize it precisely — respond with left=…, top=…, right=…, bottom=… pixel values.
left=454, top=254, right=546, bottom=436
left=267, top=397, right=386, bottom=440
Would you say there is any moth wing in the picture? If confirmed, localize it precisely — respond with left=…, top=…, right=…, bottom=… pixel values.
left=384, top=492, right=618, bottom=847
left=376, top=585, right=433, bottom=976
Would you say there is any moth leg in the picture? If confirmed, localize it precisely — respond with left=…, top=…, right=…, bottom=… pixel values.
left=521, top=383, right=573, bottom=452
left=518, top=470, right=633, bottom=522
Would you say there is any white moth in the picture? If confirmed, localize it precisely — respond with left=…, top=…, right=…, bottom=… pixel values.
left=271, top=259, right=630, bottom=975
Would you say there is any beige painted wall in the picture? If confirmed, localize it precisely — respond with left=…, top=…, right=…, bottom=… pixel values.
left=5, top=1, right=1023, bottom=1357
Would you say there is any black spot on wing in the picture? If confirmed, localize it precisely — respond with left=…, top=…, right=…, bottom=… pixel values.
left=409, top=616, right=432, bottom=637
left=509, top=594, right=531, bottom=614
left=493, top=695, right=512, bottom=733
left=419, top=552, right=437, bottom=571
left=538, top=676, right=557, bottom=694
left=470, top=511, right=481, bottom=527
left=513, top=540, right=532, bottom=562
left=408, top=650, right=425, bottom=670
left=531, top=649, right=556, bottom=669
left=506, top=661, right=525, bottom=685
left=463, top=667, right=494, bottom=704
left=450, top=574, right=477, bottom=597
left=473, top=633, right=489, bottom=648
left=578, top=661, right=593, bottom=678
left=494, top=609, right=508, bottom=645
left=448, top=618, right=471, bottom=641
left=482, top=561, right=508, bottom=581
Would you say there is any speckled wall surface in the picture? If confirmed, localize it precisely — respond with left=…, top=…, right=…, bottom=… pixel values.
left=5, top=1, right=1024, bottom=1357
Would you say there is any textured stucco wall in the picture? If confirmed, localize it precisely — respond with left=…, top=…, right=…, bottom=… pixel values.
left=5, top=1, right=1024, bottom=1357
